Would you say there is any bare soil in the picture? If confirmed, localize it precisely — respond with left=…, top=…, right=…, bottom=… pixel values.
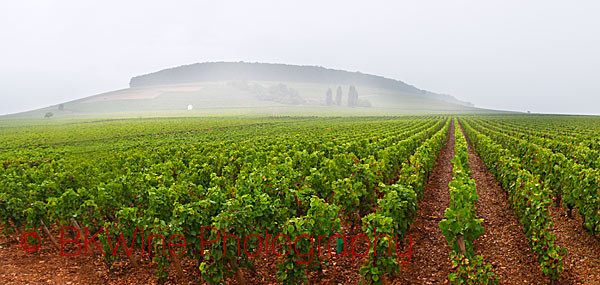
left=0, top=230, right=201, bottom=284
left=550, top=204, right=600, bottom=284
left=392, top=121, right=455, bottom=284
left=460, top=125, right=548, bottom=284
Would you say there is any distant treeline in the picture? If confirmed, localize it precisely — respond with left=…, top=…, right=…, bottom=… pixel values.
left=230, top=81, right=306, bottom=105
left=129, top=62, right=472, bottom=107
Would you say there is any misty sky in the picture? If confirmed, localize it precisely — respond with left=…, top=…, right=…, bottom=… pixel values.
left=1, top=0, right=599, bottom=115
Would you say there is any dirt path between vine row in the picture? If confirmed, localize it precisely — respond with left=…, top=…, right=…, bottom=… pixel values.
left=549, top=196, right=600, bottom=284
left=460, top=124, right=548, bottom=284
left=392, top=121, right=455, bottom=284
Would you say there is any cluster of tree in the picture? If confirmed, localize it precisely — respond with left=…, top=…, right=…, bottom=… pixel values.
left=264, top=84, right=304, bottom=105
left=325, top=86, right=371, bottom=107
left=325, top=86, right=343, bottom=106
left=347, top=86, right=359, bottom=107
left=230, top=80, right=305, bottom=105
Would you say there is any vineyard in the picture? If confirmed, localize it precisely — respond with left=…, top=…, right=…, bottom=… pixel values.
left=1, top=115, right=600, bottom=284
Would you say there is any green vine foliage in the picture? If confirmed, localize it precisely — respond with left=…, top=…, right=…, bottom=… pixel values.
left=439, top=120, right=497, bottom=284
left=360, top=119, right=451, bottom=284
left=449, top=252, right=497, bottom=285
left=462, top=119, right=564, bottom=280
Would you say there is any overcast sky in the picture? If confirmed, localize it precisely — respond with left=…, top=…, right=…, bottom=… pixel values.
left=1, top=0, right=599, bottom=115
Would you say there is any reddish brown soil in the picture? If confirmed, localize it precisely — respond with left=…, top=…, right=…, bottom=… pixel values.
left=460, top=125, right=548, bottom=284
left=243, top=222, right=370, bottom=284
left=0, top=238, right=104, bottom=284
left=306, top=223, right=370, bottom=284
left=0, top=229, right=202, bottom=284
left=0, top=209, right=382, bottom=285
left=550, top=205, right=600, bottom=284
left=392, top=122, right=455, bottom=284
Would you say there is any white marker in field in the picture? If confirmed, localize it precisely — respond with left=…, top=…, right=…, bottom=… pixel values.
left=187, top=104, right=193, bottom=110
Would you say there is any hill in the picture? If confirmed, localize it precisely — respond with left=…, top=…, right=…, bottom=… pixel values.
left=130, top=62, right=473, bottom=107
left=3, top=62, right=492, bottom=119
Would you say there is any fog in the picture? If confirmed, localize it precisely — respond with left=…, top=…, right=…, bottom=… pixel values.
left=1, top=0, right=599, bottom=115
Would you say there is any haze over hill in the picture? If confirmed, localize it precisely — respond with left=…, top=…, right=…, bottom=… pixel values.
left=4, top=62, right=490, bottom=119
left=130, top=62, right=473, bottom=107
